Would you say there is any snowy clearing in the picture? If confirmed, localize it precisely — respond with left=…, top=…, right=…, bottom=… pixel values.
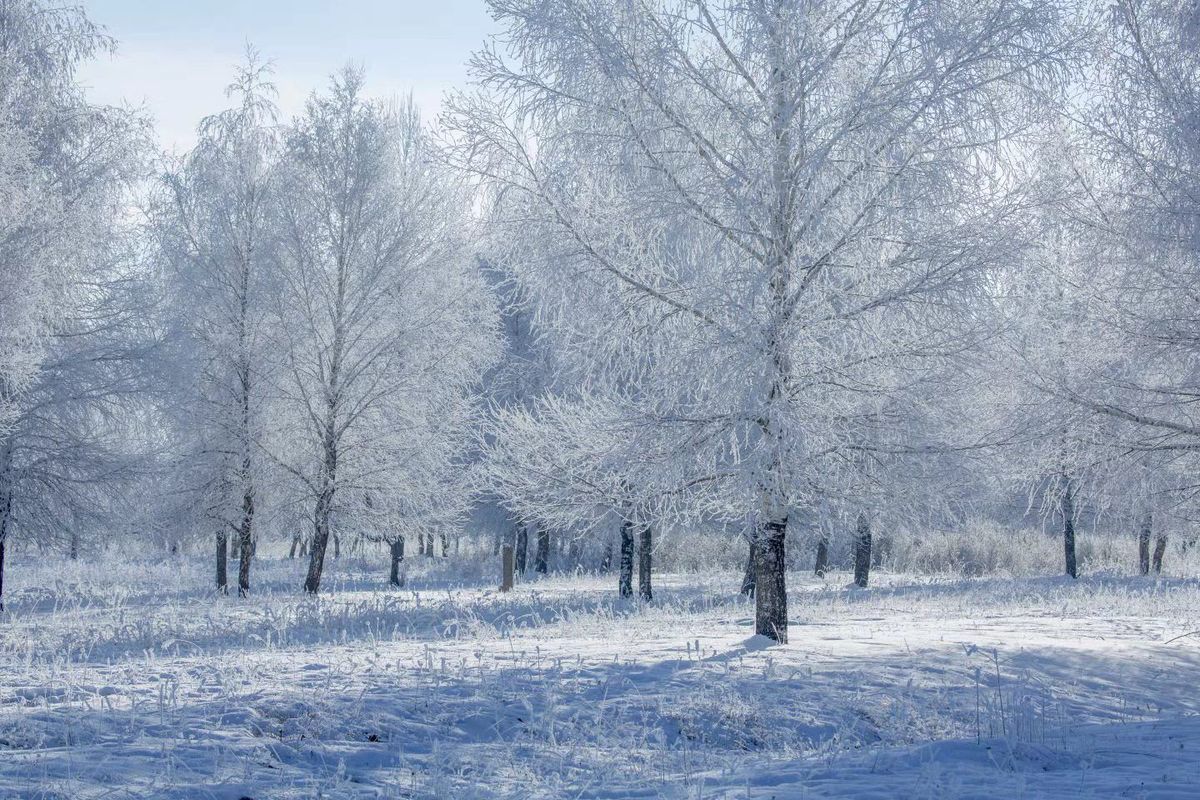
left=2, top=556, right=1198, bottom=799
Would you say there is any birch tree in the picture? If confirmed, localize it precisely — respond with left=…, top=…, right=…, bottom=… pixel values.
left=155, top=52, right=280, bottom=596
left=0, top=1, right=149, bottom=609
left=274, top=70, right=499, bottom=594
left=452, top=0, right=1074, bottom=640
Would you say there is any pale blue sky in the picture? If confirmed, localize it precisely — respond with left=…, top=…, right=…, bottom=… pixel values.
left=80, top=0, right=498, bottom=152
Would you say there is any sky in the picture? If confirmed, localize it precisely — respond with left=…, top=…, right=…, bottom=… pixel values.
left=79, top=0, right=499, bottom=153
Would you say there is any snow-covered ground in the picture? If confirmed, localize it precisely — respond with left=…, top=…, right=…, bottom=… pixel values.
left=2, top=555, right=1199, bottom=798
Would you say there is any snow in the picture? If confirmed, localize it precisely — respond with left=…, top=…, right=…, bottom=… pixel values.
left=2, top=556, right=1199, bottom=798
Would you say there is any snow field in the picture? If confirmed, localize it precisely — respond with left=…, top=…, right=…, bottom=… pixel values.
left=1, top=555, right=1199, bottom=798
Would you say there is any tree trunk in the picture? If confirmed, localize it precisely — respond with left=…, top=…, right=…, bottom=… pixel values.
left=304, top=482, right=335, bottom=594
left=618, top=520, right=634, bottom=598
left=600, top=533, right=613, bottom=573
left=230, top=533, right=240, bottom=561
left=638, top=526, right=653, bottom=601
left=0, top=535, right=5, bottom=613
left=753, top=516, right=788, bottom=642
left=814, top=532, right=830, bottom=578
left=1062, top=476, right=1078, bottom=579
left=739, top=539, right=756, bottom=596
left=216, top=530, right=228, bottom=594
left=237, top=489, right=255, bottom=598
left=1152, top=532, right=1167, bottom=574
left=289, top=534, right=300, bottom=559
left=333, top=532, right=341, bottom=559
left=389, top=537, right=405, bottom=587
left=69, top=530, right=79, bottom=561
left=534, top=526, right=549, bottom=574
left=439, top=530, right=449, bottom=558
left=1138, top=509, right=1152, bottom=576
left=853, top=512, right=872, bottom=588
left=515, top=525, right=528, bottom=574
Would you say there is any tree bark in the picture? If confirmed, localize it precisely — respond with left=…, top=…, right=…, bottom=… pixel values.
left=534, top=525, right=549, bottom=574
left=515, top=525, right=528, bottom=574
left=1062, top=476, right=1078, bottom=579
left=237, top=489, right=255, bottom=598
left=304, top=479, right=335, bottom=594
left=289, top=534, right=300, bottom=559
left=1138, top=509, right=1152, bottom=576
left=753, top=516, right=788, bottom=642
left=638, top=525, right=652, bottom=601
left=740, top=539, right=756, bottom=596
left=216, top=530, right=228, bottom=594
left=814, top=532, right=830, bottom=578
left=389, top=537, right=405, bottom=587
left=1152, top=532, right=1167, bottom=574
left=618, top=520, right=634, bottom=598
left=853, top=512, right=872, bottom=588
left=0, top=535, right=5, bottom=613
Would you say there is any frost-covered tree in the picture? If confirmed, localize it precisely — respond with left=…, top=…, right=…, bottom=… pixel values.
left=272, top=70, right=499, bottom=594
left=154, top=52, right=280, bottom=596
left=451, top=0, right=1076, bottom=640
left=0, top=1, right=149, bottom=609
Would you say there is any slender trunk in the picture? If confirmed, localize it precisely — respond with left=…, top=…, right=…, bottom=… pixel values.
left=515, top=525, right=528, bottom=574
left=389, top=537, right=405, bottom=587
left=1152, top=532, right=1167, bottom=574
left=618, top=520, right=634, bottom=598
left=638, top=526, right=653, bottom=601
left=237, top=489, right=255, bottom=598
left=1062, top=477, right=1078, bottom=579
left=439, top=530, right=449, bottom=558
left=289, top=534, right=300, bottom=559
left=299, top=537, right=308, bottom=557
left=216, top=529, right=228, bottom=594
left=333, top=532, right=341, bottom=559
left=740, top=539, right=756, bottom=596
left=814, top=532, right=830, bottom=578
left=1138, top=510, right=1152, bottom=576
left=69, top=530, right=79, bottom=561
left=534, top=526, right=549, bottom=574
left=753, top=516, right=788, bottom=642
left=230, top=533, right=240, bottom=561
left=0, top=535, right=5, bottom=613
left=853, top=512, right=872, bottom=588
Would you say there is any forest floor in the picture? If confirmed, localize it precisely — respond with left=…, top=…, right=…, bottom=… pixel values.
left=1, top=554, right=1198, bottom=798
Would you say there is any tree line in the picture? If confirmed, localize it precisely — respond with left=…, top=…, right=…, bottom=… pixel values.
left=2, top=0, right=1198, bottom=643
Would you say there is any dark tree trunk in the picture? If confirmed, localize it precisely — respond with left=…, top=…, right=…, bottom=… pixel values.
left=216, top=530, right=228, bottom=594
left=740, top=539, right=756, bottom=596
left=534, top=526, right=549, bottom=574
left=439, top=530, right=449, bottom=557
left=515, top=525, right=528, bottom=574
left=389, top=537, right=405, bottom=587
left=0, top=536, right=6, bottom=613
left=1062, top=477, right=1078, bottom=579
left=304, top=483, right=335, bottom=594
left=853, top=512, right=872, bottom=588
left=237, top=489, right=255, bottom=598
left=1152, top=532, right=1167, bottom=574
left=1138, top=510, right=1152, bottom=576
left=333, top=532, right=341, bottom=559
left=230, top=533, right=240, bottom=561
left=814, top=532, right=829, bottom=578
left=753, top=516, right=788, bottom=642
left=618, top=520, right=634, bottom=598
left=638, top=526, right=653, bottom=601
left=69, top=530, right=79, bottom=561
left=289, top=534, right=300, bottom=559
